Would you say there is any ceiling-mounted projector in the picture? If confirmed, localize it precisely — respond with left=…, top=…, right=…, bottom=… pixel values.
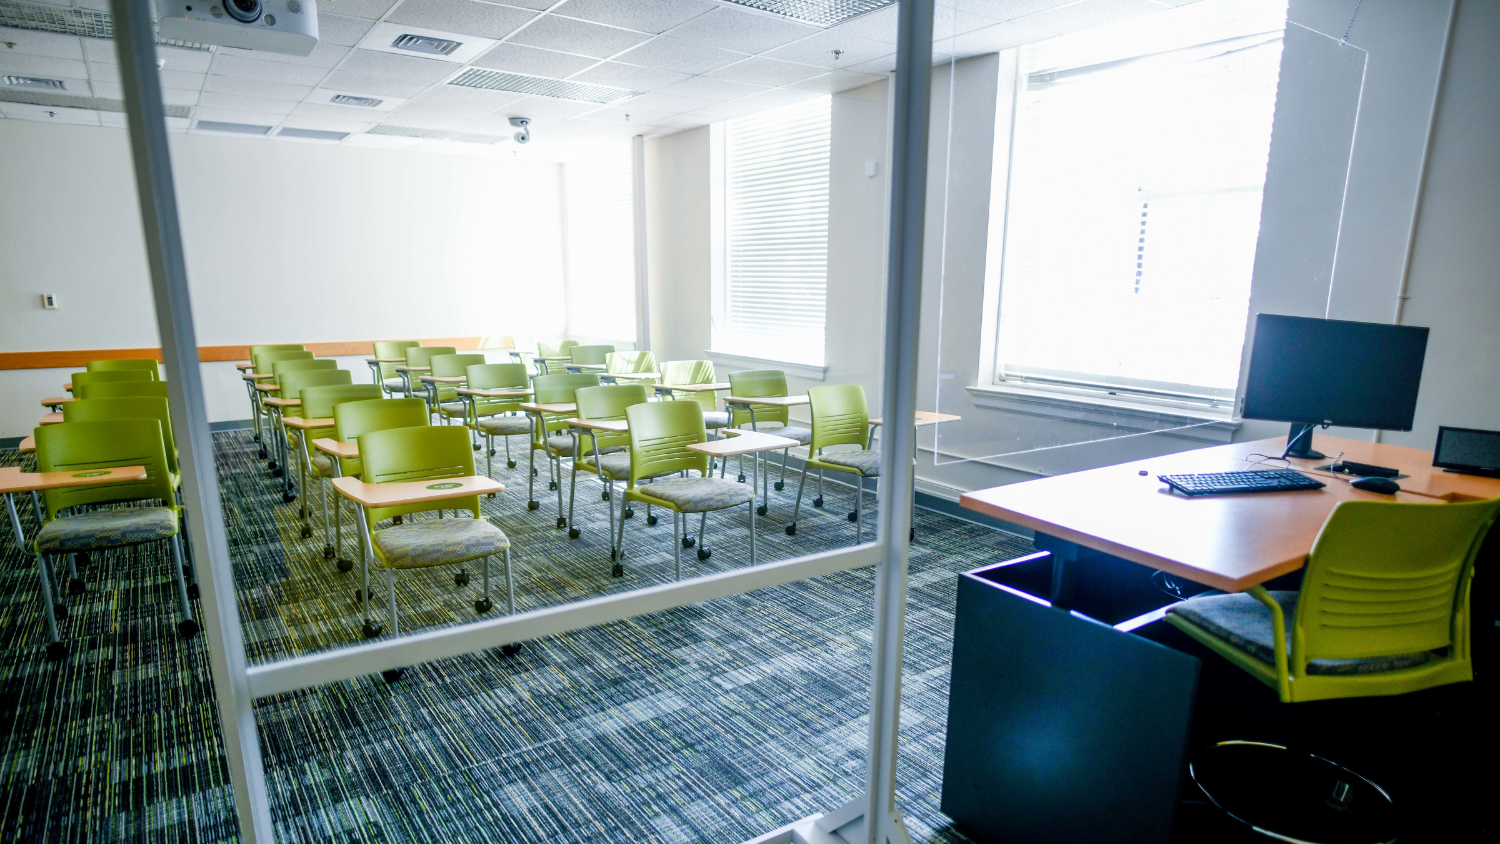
left=158, top=0, right=319, bottom=57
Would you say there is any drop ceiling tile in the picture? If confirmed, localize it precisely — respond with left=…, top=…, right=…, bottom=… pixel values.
left=0, top=28, right=84, bottom=60
left=85, top=79, right=119, bottom=99
left=81, top=38, right=115, bottom=63
left=411, top=83, right=524, bottom=110
left=466, top=112, right=559, bottom=133
left=321, top=70, right=431, bottom=98
left=156, top=45, right=215, bottom=74
left=161, top=87, right=199, bottom=107
left=385, top=0, right=537, bottom=40
left=731, top=87, right=821, bottom=109
left=0, top=53, right=86, bottom=79
left=393, top=102, right=493, bottom=122
left=552, top=0, right=717, bottom=34
left=615, top=91, right=710, bottom=115
left=842, top=52, right=896, bottom=74
left=378, top=109, right=473, bottom=130
left=316, top=14, right=378, bottom=47
left=950, top=0, right=1082, bottom=22
left=509, top=15, right=652, bottom=59
left=471, top=42, right=599, bottom=79
left=663, top=7, right=817, bottom=54
left=615, top=36, right=744, bottom=75
left=344, top=132, right=421, bottom=149
left=833, top=4, right=999, bottom=43
left=314, top=0, right=399, bottom=20
left=293, top=101, right=395, bottom=120
left=651, top=113, right=710, bottom=130
left=0, top=102, right=99, bottom=125
left=762, top=30, right=891, bottom=68
left=340, top=49, right=455, bottom=83
left=160, top=70, right=206, bottom=90
left=707, top=56, right=826, bottom=87
left=577, top=105, right=669, bottom=126
left=87, top=60, right=118, bottom=82
left=942, top=0, right=1163, bottom=53
left=652, top=75, right=766, bottom=102
left=204, top=75, right=314, bottom=101
left=191, top=107, right=281, bottom=127
left=568, top=60, right=687, bottom=91
left=199, top=92, right=299, bottom=115
left=682, top=100, right=760, bottom=120
left=785, top=69, right=884, bottom=94
left=217, top=42, right=350, bottom=69
left=99, top=111, right=126, bottom=127
left=211, top=55, right=330, bottom=86
left=830, top=5, right=899, bottom=43
left=279, top=116, right=376, bottom=134
left=500, top=95, right=601, bottom=118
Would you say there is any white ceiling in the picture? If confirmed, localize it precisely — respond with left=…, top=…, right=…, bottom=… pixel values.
left=0, top=0, right=1194, bottom=158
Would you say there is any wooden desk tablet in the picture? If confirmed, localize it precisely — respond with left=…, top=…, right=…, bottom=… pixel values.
left=419, top=375, right=466, bottom=384
left=312, top=438, right=359, bottom=460
left=566, top=418, right=628, bottom=433
left=17, top=436, right=35, bottom=454
left=254, top=382, right=280, bottom=393
left=263, top=397, right=300, bottom=409
left=520, top=402, right=576, bottom=415
left=281, top=416, right=334, bottom=430
left=871, top=411, right=962, bottom=427
left=689, top=430, right=798, bottom=457
left=393, top=365, right=430, bottom=373
left=42, top=397, right=74, bottom=410
left=236, top=362, right=255, bottom=371
left=0, top=465, right=148, bottom=495
left=39, top=412, right=63, bottom=426
left=723, top=395, right=810, bottom=408
left=334, top=475, right=503, bottom=508
left=653, top=382, right=730, bottom=394
left=367, top=357, right=405, bottom=363
left=600, top=371, right=660, bottom=382
left=456, top=387, right=532, bottom=399
left=243, top=372, right=274, bottom=381
left=63, top=383, right=72, bottom=392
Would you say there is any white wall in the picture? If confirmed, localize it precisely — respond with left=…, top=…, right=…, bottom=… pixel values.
left=643, top=126, right=712, bottom=364
left=0, top=119, right=568, bottom=437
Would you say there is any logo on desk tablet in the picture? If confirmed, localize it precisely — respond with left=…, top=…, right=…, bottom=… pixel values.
left=71, top=471, right=111, bottom=478
left=426, top=482, right=463, bottom=490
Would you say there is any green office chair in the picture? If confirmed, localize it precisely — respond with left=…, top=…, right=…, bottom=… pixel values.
left=526, top=373, right=603, bottom=528
left=786, top=384, right=878, bottom=543
left=68, top=369, right=152, bottom=395
left=569, top=344, right=614, bottom=369
left=274, top=368, right=352, bottom=503
left=291, top=384, right=383, bottom=560
left=533, top=339, right=579, bottom=375
left=727, top=369, right=812, bottom=489
left=399, top=345, right=457, bottom=402
left=263, top=358, right=338, bottom=476
left=465, top=363, right=531, bottom=477
left=1165, top=497, right=1500, bottom=841
left=33, top=419, right=198, bottom=656
left=329, top=398, right=430, bottom=572
left=661, top=360, right=729, bottom=426
left=372, top=340, right=420, bottom=397
left=353, top=426, right=515, bottom=677
left=568, top=384, right=651, bottom=553
left=250, top=349, right=312, bottom=461
left=86, top=358, right=160, bottom=380
left=618, top=400, right=755, bottom=580
left=62, top=396, right=180, bottom=488
left=604, top=350, right=657, bottom=378
left=427, top=353, right=486, bottom=427
left=76, top=380, right=170, bottom=401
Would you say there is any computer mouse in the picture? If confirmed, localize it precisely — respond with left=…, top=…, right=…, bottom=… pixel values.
left=1351, top=476, right=1401, bottom=495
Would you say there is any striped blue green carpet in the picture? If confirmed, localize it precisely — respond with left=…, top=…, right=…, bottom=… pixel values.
left=1, top=430, right=1032, bottom=842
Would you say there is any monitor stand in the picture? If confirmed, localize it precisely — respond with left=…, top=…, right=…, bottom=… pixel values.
left=1282, top=422, right=1326, bottom=460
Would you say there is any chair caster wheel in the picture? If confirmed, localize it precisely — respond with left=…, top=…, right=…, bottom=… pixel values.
left=336, top=558, right=353, bottom=573
left=682, top=536, right=694, bottom=548
left=624, top=508, right=635, bottom=519
left=323, top=546, right=334, bottom=559
left=785, top=524, right=797, bottom=536
left=602, top=491, right=610, bottom=501
left=299, top=525, right=312, bottom=538
left=532, top=468, right=538, bottom=476
left=474, top=597, right=493, bottom=614
left=282, top=492, right=296, bottom=504
left=487, top=492, right=496, bottom=499
left=354, top=588, right=363, bottom=602
left=455, top=571, right=470, bottom=586
left=177, top=619, right=200, bottom=639
left=611, top=562, right=624, bottom=578
left=645, top=514, right=656, bottom=526
left=697, top=547, right=711, bottom=561
left=381, top=668, right=404, bottom=683
left=813, top=496, right=824, bottom=508
left=268, top=460, right=278, bottom=471
left=362, top=621, right=382, bottom=638
left=488, top=449, right=497, bottom=456
left=393, top=515, right=403, bottom=525
left=848, top=511, right=859, bottom=522
left=76, top=552, right=90, bottom=568
left=68, top=578, right=84, bottom=596
left=258, top=449, right=268, bottom=460
left=757, top=504, right=768, bottom=516
left=271, top=467, right=283, bottom=478
left=774, top=481, right=785, bottom=491
left=501, top=643, right=523, bottom=657
left=187, top=583, right=200, bottom=600
left=555, top=517, right=568, bottom=529
left=473, top=443, right=481, bottom=450
left=45, top=642, right=66, bottom=662
left=548, top=481, right=557, bottom=491
left=737, top=474, right=746, bottom=483
left=568, top=528, right=581, bottom=539
left=527, top=500, right=540, bottom=511
left=508, top=460, right=517, bottom=468
left=55, top=603, right=68, bottom=620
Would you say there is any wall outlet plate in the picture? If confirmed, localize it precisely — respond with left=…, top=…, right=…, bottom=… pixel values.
left=40, top=293, right=57, bottom=309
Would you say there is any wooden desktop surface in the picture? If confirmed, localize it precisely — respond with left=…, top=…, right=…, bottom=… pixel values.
left=236, top=363, right=255, bottom=371
left=419, top=375, right=466, bottom=384
left=311, top=438, right=359, bottom=459
left=521, top=402, right=576, bottom=415
left=653, top=382, right=730, bottom=393
left=42, top=397, right=73, bottom=408
left=281, top=416, right=334, bottom=430
left=723, top=395, right=810, bottom=407
left=0, top=465, right=148, bottom=495
left=244, top=372, right=274, bottom=381
left=566, top=418, right=628, bottom=433
left=39, top=412, right=63, bottom=426
left=254, top=383, right=280, bottom=392
left=17, top=436, right=35, bottom=454
left=959, top=435, right=1500, bottom=593
left=870, top=411, right=961, bottom=427
left=334, top=475, right=503, bottom=508
left=456, top=387, right=532, bottom=398
left=263, top=397, right=300, bottom=408
left=690, top=430, right=798, bottom=457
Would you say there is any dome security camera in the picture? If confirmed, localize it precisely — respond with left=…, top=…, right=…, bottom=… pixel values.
left=509, top=116, right=530, bottom=145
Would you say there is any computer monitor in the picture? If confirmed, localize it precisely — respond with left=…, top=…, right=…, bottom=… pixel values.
left=1241, top=314, right=1429, bottom=459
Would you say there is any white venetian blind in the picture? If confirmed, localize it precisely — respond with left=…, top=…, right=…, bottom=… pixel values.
left=721, top=96, right=832, bottom=366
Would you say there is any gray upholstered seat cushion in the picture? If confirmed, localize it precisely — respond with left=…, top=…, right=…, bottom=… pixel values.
left=703, top=411, right=730, bottom=429
left=1167, top=591, right=1435, bottom=676
left=382, top=377, right=406, bottom=391
left=478, top=415, right=531, bottom=435
left=634, top=477, right=753, bottom=513
left=819, top=449, right=881, bottom=476
left=439, top=402, right=467, bottom=416
left=310, top=453, right=335, bottom=477
left=35, top=507, right=176, bottom=553
left=546, top=434, right=625, bottom=457
left=372, top=518, right=510, bottom=569
left=579, top=452, right=632, bottom=480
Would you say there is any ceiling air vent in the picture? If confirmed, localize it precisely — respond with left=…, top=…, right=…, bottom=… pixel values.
left=723, top=0, right=894, bottom=28
left=279, top=127, right=349, bottom=141
left=196, top=120, right=272, bottom=136
left=3, top=75, right=66, bottom=91
left=391, top=33, right=462, bottom=56
left=331, top=94, right=384, bottom=108
left=367, top=124, right=506, bottom=145
left=448, top=68, right=637, bottom=105
left=0, top=0, right=213, bottom=50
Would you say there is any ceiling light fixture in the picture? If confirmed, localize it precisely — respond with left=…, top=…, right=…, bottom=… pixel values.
left=331, top=93, right=384, bottom=108
left=391, top=33, right=462, bottom=56
left=722, top=0, right=894, bottom=29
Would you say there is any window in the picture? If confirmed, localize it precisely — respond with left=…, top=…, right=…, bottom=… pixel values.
left=564, top=140, right=636, bottom=342
left=991, top=0, right=1288, bottom=406
left=716, top=96, right=832, bottom=366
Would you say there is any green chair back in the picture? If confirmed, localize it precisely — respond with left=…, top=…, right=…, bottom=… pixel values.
left=358, top=426, right=478, bottom=524
left=431, top=354, right=486, bottom=378
left=466, top=363, right=530, bottom=418
left=661, top=360, right=718, bottom=413
left=570, top=345, right=613, bottom=367
left=332, top=398, right=430, bottom=477
left=34, top=419, right=176, bottom=519
left=405, top=346, right=457, bottom=369
left=253, top=349, right=311, bottom=375
left=271, top=358, right=336, bottom=377
left=532, top=373, right=602, bottom=440
left=301, top=385, right=383, bottom=421
left=62, top=396, right=178, bottom=474
left=86, top=358, right=160, bottom=380
left=605, top=350, right=656, bottom=375
left=808, top=385, right=869, bottom=452
left=727, top=369, right=790, bottom=428
left=76, top=380, right=171, bottom=401
left=625, top=400, right=707, bottom=486
left=538, top=339, right=579, bottom=358
left=277, top=369, right=352, bottom=405
left=373, top=340, right=420, bottom=380
left=249, top=344, right=304, bottom=357
left=69, top=370, right=151, bottom=394
left=576, top=384, right=648, bottom=453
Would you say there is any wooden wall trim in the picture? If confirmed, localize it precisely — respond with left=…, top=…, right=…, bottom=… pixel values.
left=0, top=337, right=515, bottom=371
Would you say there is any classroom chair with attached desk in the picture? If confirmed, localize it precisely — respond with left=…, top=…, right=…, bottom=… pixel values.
left=352, top=426, right=513, bottom=669
left=401, top=345, right=457, bottom=403
left=526, top=373, right=603, bottom=527
left=247, top=347, right=308, bottom=453
left=661, top=360, right=730, bottom=428
left=786, top=384, right=879, bottom=543
left=569, top=345, right=614, bottom=369
left=273, top=368, right=351, bottom=501
left=604, top=350, right=656, bottom=378
left=465, top=363, right=531, bottom=476
left=567, top=384, right=650, bottom=554
left=727, top=369, right=812, bottom=488
left=251, top=350, right=313, bottom=466
left=291, top=384, right=383, bottom=556
left=33, top=419, right=198, bottom=641
left=63, top=396, right=180, bottom=489
left=68, top=369, right=152, bottom=396
left=86, top=358, right=160, bottom=379
left=327, top=398, right=430, bottom=572
left=427, top=353, right=486, bottom=427
left=532, top=339, right=578, bottom=375
left=1164, top=497, right=1500, bottom=840
left=76, top=380, right=170, bottom=401
left=373, top=340, right=420, bottom=397
left=617, top=400, right=756, bottom=580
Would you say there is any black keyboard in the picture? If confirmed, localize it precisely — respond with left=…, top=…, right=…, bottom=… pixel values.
left=1158, top=470, right=1326, bottom=496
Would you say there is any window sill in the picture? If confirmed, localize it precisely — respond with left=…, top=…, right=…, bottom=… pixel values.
left=965, top=383, right=1240, bottom=444
left=705, top=350, right=827, bottom=382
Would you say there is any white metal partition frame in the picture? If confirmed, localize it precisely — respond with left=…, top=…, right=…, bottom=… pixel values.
left=108, top=0, right=935, bottom=841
